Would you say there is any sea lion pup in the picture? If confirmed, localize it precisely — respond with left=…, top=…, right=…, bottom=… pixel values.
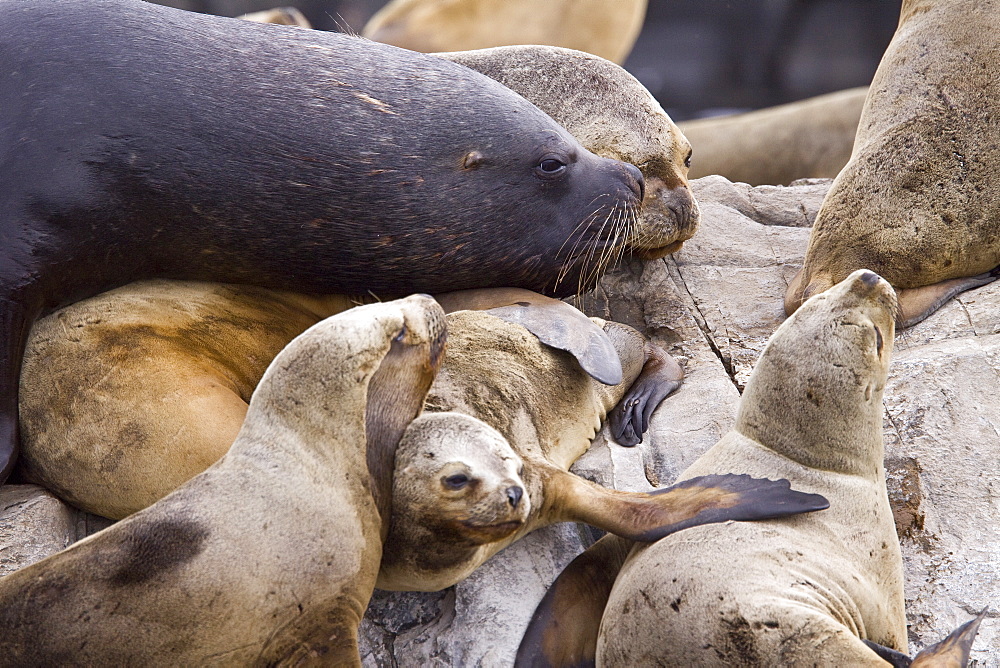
left=376, top=306, right=829, bottom=591
left=518, top=270, right=925, bottom=665
left=0, top=0, right=651, bottom=483
left=784, top=0, right=1000, bottom=327
left=363, top=0, right=647, bottom=65
left=678, top=86, right=867, bottom=186
left=0, top=294, right=448, bottom=666
left=437, top=45, right=700, bottom=264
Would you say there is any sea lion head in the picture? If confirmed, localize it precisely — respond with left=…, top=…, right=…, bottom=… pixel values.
left=378, top=411, right=531, bottom=590
left=390, top=412, right=529, bottom=545
left=434, top=46, right=699, bottom=286
left=740, top=269, right=896, bottom=476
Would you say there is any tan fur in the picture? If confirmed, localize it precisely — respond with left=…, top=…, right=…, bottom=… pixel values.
left=597, top=271, right=907, bottom=665
left=0, top=295, right=444, bottom=666
left=787, top=0, right=1000, bottom=313
left=20, top=280, right=356, bottom=519
left=379, top=311, right=650, bottom=591
left=438, top=45, right=700, bottom=261
left=679, top=87, right=867, bottom=186
left=362, top=0, right=646, bottom=65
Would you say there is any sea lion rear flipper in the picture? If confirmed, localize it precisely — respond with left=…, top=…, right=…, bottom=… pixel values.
left=908, top=608, right=988, bottom=667
left=608, top=341, right=683, bottom=446
left=550, top=470, right=829, bottom=543
left=896, top=271, right=999, bottom=328
left=861, top=640, right=912, bottom=667
left=435, top=288, right=623, bottom=385
left=515, top=535, right=633, bottom=668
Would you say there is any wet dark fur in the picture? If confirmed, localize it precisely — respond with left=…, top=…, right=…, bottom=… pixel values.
left=0, top=0, right=643, bottom=480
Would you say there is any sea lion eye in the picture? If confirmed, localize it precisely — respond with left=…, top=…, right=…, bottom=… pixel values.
left=393, top=324, right=407, bottom=342
left=443, top=474, right=469, bottom=490
left=874, top=325, right=884, bottom=355
left=535, top=157, right=567, bottom=178
left=684, top=149, right=693, bottom=169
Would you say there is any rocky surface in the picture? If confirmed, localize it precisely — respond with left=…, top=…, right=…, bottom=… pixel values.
left=2, top=176, right=997, bottom=665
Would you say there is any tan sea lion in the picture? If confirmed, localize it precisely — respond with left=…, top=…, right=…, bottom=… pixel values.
left=362, top=0, right=647, bottom=65
left=0, top=295, right=447, bottom=666
left=518, top=270, right=936, bottom=664
left=785, top=0, right=1000, bottom=327
left=377, top=308, right=829, bottom=591
left=678, top=86, right=867, bottom=186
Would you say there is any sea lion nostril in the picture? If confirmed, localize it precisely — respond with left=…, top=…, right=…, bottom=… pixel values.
left=624, top=163, right=645, bottom=201
left=506, top=485, right=523, bottom=508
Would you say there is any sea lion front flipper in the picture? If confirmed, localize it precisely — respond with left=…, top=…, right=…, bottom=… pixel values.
left=365, top=298, right=447, bottom=538
left=896, top=271, right=1000, bottom=328
left=861, top=641, right=912, bottom=667
left=608, top=341, right=684, bottom=446
left=547, top=471, right=829, bottom=543
left=515, top=534, right=633, bottom=668
left=909, top=608, right=988, bottom=667
left=435, top=288, right=623, bottom=385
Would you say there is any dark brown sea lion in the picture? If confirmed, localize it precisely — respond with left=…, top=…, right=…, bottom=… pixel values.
left=0, top=0, right=652, bottom=482
left=0, top=295, right=447, bottom=666
left=784, top=0, right=1000, bottom=326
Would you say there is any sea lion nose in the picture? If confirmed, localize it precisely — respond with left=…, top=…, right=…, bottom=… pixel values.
left=506, top=485, right=524, bottom=508
left=623, top=163, right=645, bottom=201
left=859, top=270, right=880, bottom=286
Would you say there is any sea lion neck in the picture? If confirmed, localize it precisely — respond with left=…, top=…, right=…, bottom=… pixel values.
left=737, top=271, right=895, bottom=478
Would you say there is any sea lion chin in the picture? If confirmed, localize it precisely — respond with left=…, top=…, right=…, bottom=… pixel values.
left=0, top=0, right=647, bottom=483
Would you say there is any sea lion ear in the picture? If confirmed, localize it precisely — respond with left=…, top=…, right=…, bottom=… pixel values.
left=485, top=301, right=624, bottom=386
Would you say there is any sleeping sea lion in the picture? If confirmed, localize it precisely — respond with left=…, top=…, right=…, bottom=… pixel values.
left=0, top=0, right=652, bottom=482
left=0, top=295, right=447, bottom=665
left=519, top=270, right=930, bottom=664
left=784, top=0, right=1000, bottom=326
left=678, top=86, right=867, bottom=186
left=363, top=0, right=647, bottom=65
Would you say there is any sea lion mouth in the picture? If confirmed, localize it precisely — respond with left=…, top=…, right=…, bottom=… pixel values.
left=459, top=519, right=524, bottom=542
left=631, top=240, right=685, bottom=260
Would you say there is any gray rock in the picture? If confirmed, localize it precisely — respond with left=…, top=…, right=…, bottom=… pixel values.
left=0, top=484, right=113, bottom=578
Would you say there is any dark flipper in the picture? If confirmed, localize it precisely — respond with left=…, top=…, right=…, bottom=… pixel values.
left=435, top=287, right=623, bottom=385
left=515, top=535, right=632, bottom=668
left=862, top=640, right=912, bottom=667
left=546, top=468, right=829, bottom=544
left=608, top=341, right=683, bottom=446
left=1, top=295, right=37, bottom=484
left=910, top=608, right=988, bottom=667
left=897, top=270, right=1000, bottom=328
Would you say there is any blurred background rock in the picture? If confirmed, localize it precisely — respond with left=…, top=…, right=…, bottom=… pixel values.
left=151, top=0, right=902, bottom=120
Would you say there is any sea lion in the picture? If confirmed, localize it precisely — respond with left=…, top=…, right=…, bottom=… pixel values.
left=0, top=294, right=447, bottom=665
left=18, top=283, right=625, bottom=519
left=519, top=270, right=925, bottom=664
left=362, top=0, right=647, bottom=65
left=377, top=308, right=829, bottom=591
left=784, top=0, right=1000, bottom=327
left=436, top=45, right=700, bottom=264
left=678, top=86, right=867, bottom=186
left=0, top=0, right=652, bottom=483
